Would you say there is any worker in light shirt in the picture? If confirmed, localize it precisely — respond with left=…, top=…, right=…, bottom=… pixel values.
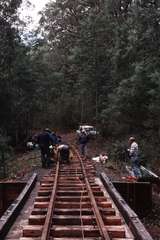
left=57, top=142, right=70, bottom=164
left=128, top=136, right=141, bottom=178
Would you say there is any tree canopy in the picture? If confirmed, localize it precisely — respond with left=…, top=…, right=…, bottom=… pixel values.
left=0, top=0, right=160, bottom=166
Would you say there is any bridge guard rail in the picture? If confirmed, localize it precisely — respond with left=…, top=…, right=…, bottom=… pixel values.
left=100, top=172, right=153, bottom=240
left=0, top=173, right=37, bottom=239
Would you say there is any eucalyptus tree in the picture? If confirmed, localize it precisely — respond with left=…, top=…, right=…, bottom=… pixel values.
left=0, top=0, right=21, bottom=128
left=39, top=0, right=110, bottom=126
left=0, top=0, right=38, bottom=143
left=38, top=0, right=160, bottom=164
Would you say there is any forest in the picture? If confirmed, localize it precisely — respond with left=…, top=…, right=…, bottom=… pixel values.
left=0, top=0, right=160, bottom=175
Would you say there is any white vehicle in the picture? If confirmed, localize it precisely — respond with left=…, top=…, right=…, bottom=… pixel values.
left=76, top=125, right=98, bottom=136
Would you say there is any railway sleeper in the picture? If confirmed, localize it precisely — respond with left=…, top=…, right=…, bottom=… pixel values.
left=20, top=238, right=133, bottom=240
left=31, top=208, right=47, bottom=215
left=38, top=190, right=52, bottom=196
left=39, top=186, right=54, bottom=190
left=42, top=177, right=55, bottom=182
left=20, top=238, right=41, bottom=240
left=35, top=196, right=50, bottom=202
left=53, top=207, right=116, bottom=216
left=23, top=225, right=42, bottom=237
left=51, top=238, right=102, bottom=240
left=53, top=201, right=112, bottom=209
left=54, top=201, right=92, bottom=208
left=56, top=190, right=104, bottom=196
left=28, top=211, right=121, bottom=226
left=40, top=183, right=54, bottom=187
left=51, top=215, right=122, bottom=225
left=58, top=183, right=86, bottom=186
left=59, top=171, right=83, bottom=175
left=58, top=183, right=98, bottom=187
left=57, top=186, right=101, bottom=191
left=51, top=238, right=133, bottom=240
left=57, top=186, right=87, bottom=191
left=30, top=207, right=116, bottom=217
left=50, top=225, right=126, bottom=238
left=50, top=226, right=100, bottom=238
left=59, top=176, right=84, bottom=180
left=29, top=215, right=46, bottom=225
left=34, top=201, right=49, bottom=208
left=59, top=171, right=96, bottom=176
left=55, top=196, right=107, bottom=202
left=59, top=174, right=84, bottom=177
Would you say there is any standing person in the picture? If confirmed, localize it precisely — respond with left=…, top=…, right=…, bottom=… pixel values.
left=37, top=128, right=55, bottom=168
left=78, top=130, right=89, bottom=156
left=128, top=136, right=141, bottom=178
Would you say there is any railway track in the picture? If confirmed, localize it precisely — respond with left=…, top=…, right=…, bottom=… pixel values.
left=19, top=147, right=135, bottom=240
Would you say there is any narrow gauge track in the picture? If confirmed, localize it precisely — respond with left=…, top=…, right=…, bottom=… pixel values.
left=20, top=147, right=134, bottom=240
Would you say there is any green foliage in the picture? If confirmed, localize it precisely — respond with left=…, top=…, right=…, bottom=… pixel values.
left=34, top=0, right=160, bottom=164
left=1, top=0, right=160, bottom=170
left=0, top=131, right=14, bottom=178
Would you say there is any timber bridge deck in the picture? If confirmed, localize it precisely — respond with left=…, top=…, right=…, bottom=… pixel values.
left=1, top=147, right=153, bottom=240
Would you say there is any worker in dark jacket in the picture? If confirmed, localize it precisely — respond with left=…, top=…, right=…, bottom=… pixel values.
left=51, top=131, right=58, bottom=146
left=37, top=128, right=56, bottom=168
left=78, top=130, right=89, bottom=156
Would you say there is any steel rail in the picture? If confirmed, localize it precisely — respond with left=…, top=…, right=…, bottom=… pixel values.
left=74, top=147, right=110, bottom=240
left=41, top=160, right=60, bottom=240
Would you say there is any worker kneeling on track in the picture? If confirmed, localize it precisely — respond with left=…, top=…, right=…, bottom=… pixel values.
left=57, top=143, right=70, bottom=164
